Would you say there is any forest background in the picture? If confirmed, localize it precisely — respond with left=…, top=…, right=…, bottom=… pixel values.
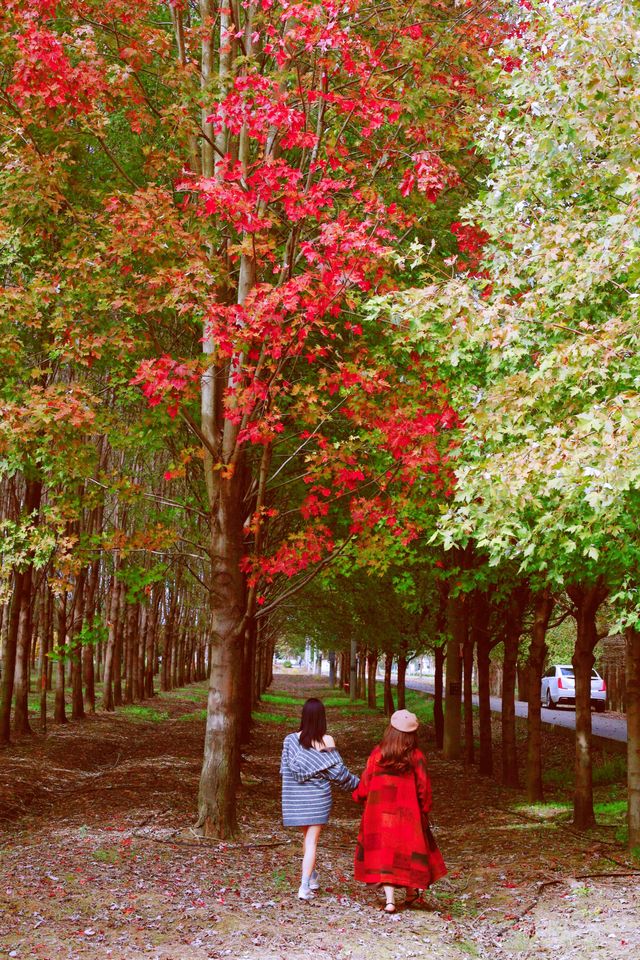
left=1, top=0, right=639, bottom=863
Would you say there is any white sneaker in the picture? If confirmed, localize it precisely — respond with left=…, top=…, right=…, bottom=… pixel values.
left=309, top=870, right=320, bottom=891
left=297, top=885, right=314, bottom=900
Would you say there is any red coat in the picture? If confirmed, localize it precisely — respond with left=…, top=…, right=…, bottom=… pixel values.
left=352, top=746, right=443, bottom=888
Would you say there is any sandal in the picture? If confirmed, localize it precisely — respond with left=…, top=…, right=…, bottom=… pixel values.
left=384, top=902, right=397, bottom=914
left=404, top=889, right=421, bottom=907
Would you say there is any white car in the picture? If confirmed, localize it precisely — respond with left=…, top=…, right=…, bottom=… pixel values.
left=541, top=664, right=606, bottom=713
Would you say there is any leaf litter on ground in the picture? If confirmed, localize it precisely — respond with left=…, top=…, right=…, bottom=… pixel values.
left=0, top=673, right=638, bottom=960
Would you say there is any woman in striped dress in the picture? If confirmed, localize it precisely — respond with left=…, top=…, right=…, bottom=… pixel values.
left=280, top=698, right=359, bottom=900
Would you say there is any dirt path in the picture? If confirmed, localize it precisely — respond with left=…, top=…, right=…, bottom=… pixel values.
left=1, top=674, right=638, bottom=960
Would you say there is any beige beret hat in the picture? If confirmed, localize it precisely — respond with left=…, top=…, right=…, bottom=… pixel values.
left=390, top=709, right=419, bottom=732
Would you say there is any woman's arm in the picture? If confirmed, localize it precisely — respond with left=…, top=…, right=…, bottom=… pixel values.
left=414, top=750, right=433, bottom=815
left=351, top=749, right=376, bottom=803
left=325, top=752, right=360, bottom=791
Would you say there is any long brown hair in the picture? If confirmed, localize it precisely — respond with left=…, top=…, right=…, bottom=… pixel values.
left=299, top=698, right=327, bottom=749
left=378, top=725, right=418, bottom=773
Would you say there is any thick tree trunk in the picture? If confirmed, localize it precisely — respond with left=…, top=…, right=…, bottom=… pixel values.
left=567, top=580, right=607, bottom=829
left=626, top=627, right=640, bottom=849
left=383, top=653, right=395, bottom=716
left=70, top=570, right=86, bottom=721
left=102, top=574, right=121, bottom=712
left=197, top=480, right=246, bottom=839
left=367, top=650, right=377, bottom=708
left=470, top=591, right=493, bottom=777
left=82, top=559, right=100, bottom=714
left=239, top=616, right=257, bottom=745
left=463, top=628, right=474, bottom=765
left=527, top=590, right=554, bottom=802
left=357, top=649, right=366, bottom=698
left=13, top=563, right=35, bottom=736
left=433, top=645, right=445, bottom=750
left=444, top=592, right=465, bottom=761
left=113, top=606, right=124, bottom=707
left=397, top=650, right=407, bottom=710
left=328, top=650, right=336, bottom=689
left=54, top=595, right=67, bottom=724
left=1, top=571, right=25, bottom=743
left=40, top=586, right=53, bottom=733
left=502, top=585, right=528, bottom=788
left=350, top=639, right=358, bottom=701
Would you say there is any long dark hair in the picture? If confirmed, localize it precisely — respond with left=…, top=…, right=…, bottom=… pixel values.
left=299, top=698, right=327, bottom=749
left=378, top=725, right=418, bottom=773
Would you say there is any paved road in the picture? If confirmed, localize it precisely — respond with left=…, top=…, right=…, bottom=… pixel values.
left=403, top=677, right=628, bottom=743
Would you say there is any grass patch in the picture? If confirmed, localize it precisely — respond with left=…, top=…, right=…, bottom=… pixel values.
left=118, top=705, right=169, bottom=723
left=542, top=767, right=571, bottom=789
left=175, top=709, right=208, bottom=722
left=261, top=693, right=305, bottom=707
left=403, top=689, right=435, bottom=725
left=159, top=687, right=208, bottom=703
left=513, top=802, right=571, bottom=820
left=93, top=847, right=119, bottom=864
left=592, top=755, right=626, bottom=785
left=252, top=711, right=297, bottom=726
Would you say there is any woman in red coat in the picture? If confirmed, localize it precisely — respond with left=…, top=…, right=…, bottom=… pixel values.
left=352, top=709, right=446, bottom=913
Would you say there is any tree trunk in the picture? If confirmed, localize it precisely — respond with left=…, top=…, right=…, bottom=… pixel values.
left=383, top=653, right=395, bottom=716
left=197, top=479, right=246, bottom=838
left=626, top=627, right=640, bottom=849
left=527, top=590, right=554, bottom=802
left=54, top=595, right=67, bottom=724
left=82, top=559, right=100, bottom=714
left=328, top=650, right=336, bottom=688
left=433, top=645, right=445, bottom=750
left=444, top=592, right=465, bottom=761
left=463, top=626, right=475, bottom=765
left=470, top=590, right=493, bottom=777
left=13, top=563, right=35, bottom=736
left=567, top=580, right=607, bottom=829
left=350, top=638, right=357, bottom=701
left=357, top=649, right=366, bottom=698
left=367, top=650, right=378, bottom=709
left=40, top=586, right=52, bottom=733
left=102, top=574, right=121, bottom=712
left=70, top=570, right=86, bottom=721
left=502, top=585, right=528, bottom=788
left=396, top=651, right=407, bottom=710
left=112, top=590, right=124, bottom=707
left=0, top=571, right=25, bottom=743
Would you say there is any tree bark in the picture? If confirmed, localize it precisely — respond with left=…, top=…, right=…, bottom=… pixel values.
left=433, top=645, right=445, bottom=750
left=54, top=595, right=67, bottom=724
left=70, top=569, right=86, bottom=721
left=367, top=650, right=378, bottom=708
left=13, top=562, right=35, bottom=736
left=383, top=653, right=395, bottom=716
left=350, top=638, right=357, bottom=701
left=102, top=573, right=121, bottom=712
left=567, top=580, right=607, bottom=829
left=526, top=590, right=554, bottom=802
left=196, top=479, right=246, bottom=838
left=444, top=592, right=465, bottom=761
left=502, top=584, right=529, bottom=788
left=0, top=570, right=25, bottom=743
left=626, top=627, right=640, bottom=849
left=397, top=648, right=407, bottom=710
left=463, top=626, right=475, bottom=765
left=328, top=650, right=336, bottom=689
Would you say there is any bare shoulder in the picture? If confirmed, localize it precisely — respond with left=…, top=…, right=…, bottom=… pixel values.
left=322, top=734, right=336, bottom=750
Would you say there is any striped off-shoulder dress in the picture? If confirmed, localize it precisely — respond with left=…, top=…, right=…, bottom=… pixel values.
left=280, top=732, right=360, bottom=827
